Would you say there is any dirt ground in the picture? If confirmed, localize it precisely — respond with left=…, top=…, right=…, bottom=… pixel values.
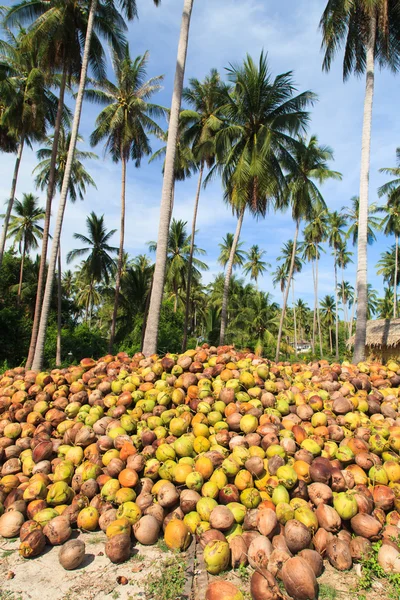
left=0, top=531, right=393, bottom=600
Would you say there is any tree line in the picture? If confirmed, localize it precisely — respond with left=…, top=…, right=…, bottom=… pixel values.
left=0, top=0, right=400, bottom=369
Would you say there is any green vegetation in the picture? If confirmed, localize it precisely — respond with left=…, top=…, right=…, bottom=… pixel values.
left=356, top=541, right=400, bottom=600
left=144, top=555, right=187, bottom=600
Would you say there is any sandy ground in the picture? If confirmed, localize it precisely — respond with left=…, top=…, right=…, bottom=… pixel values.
left=0, top=531, right=392, bottom=600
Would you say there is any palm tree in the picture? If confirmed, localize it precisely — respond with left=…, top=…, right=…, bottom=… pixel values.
left=0, top=28, right=58, bottom=266
left=67, top=212, right=118, bottom=287
left=87, top=47, right=164, bottom=351
left=327, top=211, right=347, bottom=360
left=320, top=0, right=400, bottom=363
left=218, top=233, right=246, bottom=270
left=243, top=245, right=269, bottom=287
left=275, top=135, right=341, bottom=361
left=377, top=287, right=395, bottom=319
left=4, top=194, right=45, bottom=300
left=378, top=147, right=400, bottom=203
left=320, top=294, right=335, bottom=354
left=342, top=196, right=381, bottom=246
left=366, top=284, right=379, bottom=320
left=338, top=279, right=355, bottom=337
left=304, top=208, right=329, bottom=358
left=272, top=264, right=288, bottom=304
left=376, top=159, right=400, bottom=317
left=32, top=0, right=157, bottom=370
left=142, top=0, right=195, bottom=356
left=277, top=240, right=303, bottom=356
left=6, top=0, right=125, bottom=369
left=33, top=127, right=97, bottom=201
left=180, top=69, right=227, bottom=350
left=336, top=239, right=354, bottom=328
left=295, top=298, right=310, bottom=343
left=148, top=218, right=208, bottom=313
left=149, top=124, right=197, bottom=216
left=377, top=244, right=400, bottom=290
left=300, top=231, right=325, bottom=355
left=211, top=53, right=315, bottom=346
left=73, top=264, right=102, bottom=326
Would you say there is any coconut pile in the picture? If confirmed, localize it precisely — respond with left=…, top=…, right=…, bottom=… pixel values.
left=1, top=348, right=400, bottom=600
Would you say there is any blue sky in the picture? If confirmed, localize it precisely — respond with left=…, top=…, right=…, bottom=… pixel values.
left=1, top=0, right=399, bottom=308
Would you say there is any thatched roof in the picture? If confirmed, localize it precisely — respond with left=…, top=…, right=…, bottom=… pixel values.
left=348, top=318, right=400, bottom=348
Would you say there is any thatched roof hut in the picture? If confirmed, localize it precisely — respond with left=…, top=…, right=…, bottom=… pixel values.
left=348, top=318, right=400, bottom=361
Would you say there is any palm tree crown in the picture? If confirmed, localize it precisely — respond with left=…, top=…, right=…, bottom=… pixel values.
left=33, top=126, right=97, bottom=201
left=66, top=212, right=118, bottom=285
left=218, top=233, right=246, bottom=269
left=88, top=47, right=165, bottom=163
left=243, top=245, right=269, bottom=284
left=342, top=196, right=381, bottom=245
left=5, top=193, right=45, bottom=254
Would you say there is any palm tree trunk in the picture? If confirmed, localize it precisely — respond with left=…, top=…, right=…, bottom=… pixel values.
left=26, top=67, right=67, bottom=369
left=334, top=248, right=339, bottom=360
left=341, top=265, right=348, bottom=328
left=182, top=162, right=204, bottom=351
left=56, top=246, right=62, bottom=367
left=329, top=326, right=333, bottom=354
left=315, top=246, right=323, bottom=358
left=394, top=234, right=398, bottom=318
left=141, top=276, right=153, bottom=351
left=312, top=260, right=316, bottom=354
left=17, top=237, right=27, bottom=302
left=0, top=137, right=24, bottom=268
left=349, top=292, right=357, bottom=341
left=292, top=280, right=297, bottom=357
left=109, top=153, right=126, bottom=352
left=219, top=207, right=245, bottom=346
left=276, top=220, right=299, bottom=361
left=169, top=182, right=175, bottom=226
left=32, top=0, right=98, bottom=371
left=353, top=14, right=377, bottom=364
left=142, top=0, right=194, bottom=356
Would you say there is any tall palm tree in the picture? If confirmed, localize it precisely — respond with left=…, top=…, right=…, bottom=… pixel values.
left=218, top=233, right=246, bottom=270
left=328, top=211, right=347, bottom=360
left=6, top=0, right=125, bottom=369
left=320, top=294, right=335, bottom=354
left=243, top=245, right=269, bottom=287
left=148, top=218, right=208, bottom=313
left=320, top=0, right=400, bottom=363
left=378, top=147, right=400, bottom=203
left=210, top=53, right=315, bottom=346
left=87, top=47, right=164, bottom=351
left=0, top=27, right=58, bottom=266
left=277, top=240, right=303, bottom=356
left=275, top=135, right=341, bottom=361
left=180, top=69, right=227, bottom=350
left=336, top=239, right=354, bottom=328
left=67, top=212, right=118, bottom=287
left=143, top=0, right=195, bottom=356
left=342, top=196, right=381, bottom=246
left=300, top=231, right=325, bottom=355
left=32, top=0, right=157, bottom=370
left=376, top=155, right=400, bottom=317
left=4, top=193, right=45, bottom=300
left=304, top=208, right=329, bottom=357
